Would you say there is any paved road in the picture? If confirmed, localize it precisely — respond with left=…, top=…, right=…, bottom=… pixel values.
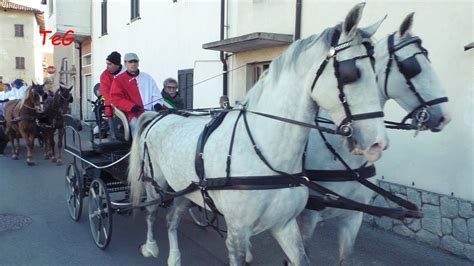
left=0, top=142, right=471, bottom=265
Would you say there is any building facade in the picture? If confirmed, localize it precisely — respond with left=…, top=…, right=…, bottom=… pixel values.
left=91, top=0, right=222, bottom=110
left=0, top=0, right=45, bottom=84
left=46, top=0, right=91, bottom=119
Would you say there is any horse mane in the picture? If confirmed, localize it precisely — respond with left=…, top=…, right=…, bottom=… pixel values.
left=241, top=26, right=336, bottom=109
left=18, top=86, right=32, bottom=109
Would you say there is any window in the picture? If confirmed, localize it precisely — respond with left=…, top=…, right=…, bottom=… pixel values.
left=83, top=54, right=92, bottom=67
left=131, top=0, right=140, bottom=21
left=246, top=61, right=270, bottom=91
left=178, top=69, right=193, bottom=109
left=101, top=0, right=107, bottom=35
left=16, top=57, right=25, bottom=69
left=14, top=24, right=24, bottom=37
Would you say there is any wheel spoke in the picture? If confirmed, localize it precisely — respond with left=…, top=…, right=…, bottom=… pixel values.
left=102, top=227, right=108, bottom=240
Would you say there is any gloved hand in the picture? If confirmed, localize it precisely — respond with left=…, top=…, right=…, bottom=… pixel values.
left=0, top=99, right=9, bottom=103
left=131, top=105, right=142, bottom=113
left=153, top=103, right=163, bottom=111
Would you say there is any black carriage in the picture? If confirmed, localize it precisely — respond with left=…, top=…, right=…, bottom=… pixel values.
left=63, top=84, right=135, bottom=249
left=62, top=89, right=207, bottom=249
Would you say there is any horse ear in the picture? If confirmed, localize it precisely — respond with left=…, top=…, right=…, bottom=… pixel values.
left=68, top=86, right=73, bottom=91
left=399, top=12, right=415, bottom=38
left=343, top=2, right=366, bottom=38
left=360, top=14, right=387, bottom=39
left=31, top=81, right=36, bottom=86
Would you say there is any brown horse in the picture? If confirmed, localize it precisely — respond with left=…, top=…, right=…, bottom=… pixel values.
left=4, top=83, right=45, bottom=165
left=39, top=85, right=73, bottom=165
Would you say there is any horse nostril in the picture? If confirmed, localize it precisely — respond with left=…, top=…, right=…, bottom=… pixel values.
left=369, top=143, right=383, bottom=153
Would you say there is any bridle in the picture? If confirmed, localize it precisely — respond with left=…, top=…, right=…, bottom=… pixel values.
left=56, top=88, right=73, bottom=114
left=383, top=33, right=448, bottom=132
left=310, top=29, right=384, bottom=139
left=23, top=86, right=45, bottom=112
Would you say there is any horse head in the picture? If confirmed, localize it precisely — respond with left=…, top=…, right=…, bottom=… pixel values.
left=29, top=81, right=46, bottom=113
left=306, top=3, right=388, bottom=161
left=375, top=13, right=451, bottom=132
left=56, top=84, right=74, bottom=114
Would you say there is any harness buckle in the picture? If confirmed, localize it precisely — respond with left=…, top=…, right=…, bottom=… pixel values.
left=338, top=123, right=353, bottom=138
left=324, top=193, right=339, bottom=201
left=415, top=108, right=430, bottom=123
left=198, top=179, right=208, bottom=190
left=327, top=47, right=336, bottom=58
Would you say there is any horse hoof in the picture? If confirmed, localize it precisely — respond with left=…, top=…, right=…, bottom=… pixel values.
left=51, top=158, right=57, bottom=163
left=27, top=161, right=35, bottom=166
left=44, top=155, right=50, bottom=160
left=12, top=156, right=19, bottom=160
left=138, top=243, right=159, bottom=258
left=56, top=161, right=63, bottom=166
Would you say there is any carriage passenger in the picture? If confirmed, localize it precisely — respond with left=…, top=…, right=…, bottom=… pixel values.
left=161, top=78, right=184, bottom=109
left=100, top=51, right=126, bottom=138
left=110, top=53, right=164, bottom=135
left=11, top=79, right=27, bottom=100
left=0, top=84, right=15, bottom=117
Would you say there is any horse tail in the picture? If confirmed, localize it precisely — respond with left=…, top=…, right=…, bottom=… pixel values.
left=128, top=111, right=161, bottom=206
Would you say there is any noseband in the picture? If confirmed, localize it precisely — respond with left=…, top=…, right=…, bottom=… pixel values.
left=311, top=29, right=384, bottom=138
left=383, top=33, right=448, bottom=131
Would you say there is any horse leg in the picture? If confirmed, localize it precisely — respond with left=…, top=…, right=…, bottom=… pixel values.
left=166, top=197, right=191, bottom=266
left=297, top=209, right=323, bottom=249
left=138, top=183, right=160, bottom=258
left=50, top=132, right=57, bottom=163
left=337, top=212, right=364, bottom=265
left=9, top=133, right=18, bottom=160
left=56, top=127, right=64, bottom=165
left=226, top=223, right=251, bottom=266
left=15, top=136, right=20, bottom=157
left=271, top=218, right=310, bottom=266
left=43, top=130, right=51, bottom=160
left=25, top=132, right=35, bottom=166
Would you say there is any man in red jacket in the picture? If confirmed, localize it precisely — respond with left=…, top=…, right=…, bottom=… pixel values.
left=100, top=51, right=125, bottom=138
left=110, top=53, right=163, bottom=135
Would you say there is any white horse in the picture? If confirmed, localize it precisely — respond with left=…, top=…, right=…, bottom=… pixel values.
left=128, top=3, right=388, bottom=266
left=297, top=13, right=451, bottom=264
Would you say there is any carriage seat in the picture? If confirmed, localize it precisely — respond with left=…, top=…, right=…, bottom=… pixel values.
left=63, top=114, right=82, bottom=131
left=111, top=105, right=131, bottom=142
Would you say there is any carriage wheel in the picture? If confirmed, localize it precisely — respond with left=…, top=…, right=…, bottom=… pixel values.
left=88, top=178, right=113, bottom=249
left=188, top=204, right=210, bottom=228
left=65, top=163, right=83, bottom=221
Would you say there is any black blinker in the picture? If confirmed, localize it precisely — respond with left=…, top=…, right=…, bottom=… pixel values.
left=399, top=56, right=421, bottom=79
left=338, top=59, right=360, bottom=85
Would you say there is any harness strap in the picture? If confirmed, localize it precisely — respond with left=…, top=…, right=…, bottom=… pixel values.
left=305, top=165, right=376, bottom=182
left=400, top=97, right=449, bottom=124
left=313, top=110, right=419, bottom=211
left=226, top=112, right=243, bottom=178
left=306, top=194, right=422, bottom=220
left=12, top=115, right=35, bottom=122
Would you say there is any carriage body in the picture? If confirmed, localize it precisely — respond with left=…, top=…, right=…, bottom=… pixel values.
left=63, top=111, right=133, bottom=249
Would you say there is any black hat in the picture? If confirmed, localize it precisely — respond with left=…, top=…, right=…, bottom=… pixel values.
left=106, top=51, right=121, bottom=65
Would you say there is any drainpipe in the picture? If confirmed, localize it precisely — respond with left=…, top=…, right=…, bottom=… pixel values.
left=295, top=0, right=302, bottom=40
left=220, top=0, right=228, bottom=96
left=74, top=41, right=83, bottom=120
